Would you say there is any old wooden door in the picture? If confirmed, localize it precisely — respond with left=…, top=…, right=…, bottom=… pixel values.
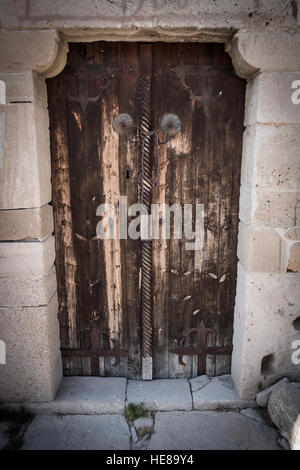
left=47, top=42, right=245, bottom=379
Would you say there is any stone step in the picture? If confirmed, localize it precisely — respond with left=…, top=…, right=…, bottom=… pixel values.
left=4, top=377, right=127, bottom=415
left=126, top=379, right=193, bottom=411
left=2, top=375, right=257, bottom=415
left=191, top=375, right=257, bottom=411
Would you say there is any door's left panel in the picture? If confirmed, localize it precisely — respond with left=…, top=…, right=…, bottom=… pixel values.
left=47, top=42, right=142, bottom=378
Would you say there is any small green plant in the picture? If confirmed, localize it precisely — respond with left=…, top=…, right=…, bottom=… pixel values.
left=257, top=382, right=263, bottom=392
left=125, top=403, right=148, bottom=421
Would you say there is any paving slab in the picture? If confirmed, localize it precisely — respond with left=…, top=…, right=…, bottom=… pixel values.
left=240, top=408, right=265, bottom=424
left=189, top=375, right=210, bottom=392
left=10, top=377, right=127, bottom=415
left=147, top=411, right=281, bottom=450
left=127, top=379, right=192, bottom=411
left=256, top=377, right=289, bottom=407
left=193, top=375, right=256, bottom=410
left=22, top=414, right=131, bottom=450
left=0, top=422, right=10, bottom=449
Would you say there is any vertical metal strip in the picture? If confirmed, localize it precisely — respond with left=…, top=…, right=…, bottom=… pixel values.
left=139, top=74, right=153, bottom=380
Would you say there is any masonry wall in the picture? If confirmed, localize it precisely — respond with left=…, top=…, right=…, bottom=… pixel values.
left=0, top=0, right=299, bottom=401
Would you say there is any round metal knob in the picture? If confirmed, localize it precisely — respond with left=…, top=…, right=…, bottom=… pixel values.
left=113, top=113, right=134, bottom=135
left=159, top=113, right=181, bottom=136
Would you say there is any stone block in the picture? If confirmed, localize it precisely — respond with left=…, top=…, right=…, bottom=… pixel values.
left=238, top=223, right=282, bottom=272
left=0, top=294, right=62, bottom=402
left=0, top=103, right=52, bottom=209
left=0, top=204, right=53, bottom=241
left=126, top=379, right=192, bottom=411
left=0, top=30, right=67, bottom=78
left=256, top=377, right=289, bottom=407
left=241, top=124, right=300, bottom=191
left=245, top=73, right=300, bottom=125
left=0, top=1, right=296, bottom=32
left=192, top=375, right=256, bottom=410
left=288, top=242, right=300, bottom=272
left=228, top=32, right=300, bottom=78
left=232, top=263, right=300, bottom=399
left=239, top=185, right=254, bottom=223
left=16, top=377, right=127, bottom=414
left=0, top=265, right=56, bottom=307
left=189, top=374, right=210, bottom=392
left=254, top=191, right=300, bottom=227
left=0, top=236, right=55, bottom=278
left=285, top=228, right=300, bottom=240
left=0, top=71, right=47, bottom=106
left=268, top=382, right=300, bottom=450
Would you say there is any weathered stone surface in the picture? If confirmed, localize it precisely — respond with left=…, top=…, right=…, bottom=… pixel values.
left=285, top=228, right=300, bottom=241
left=0, top=236, right=55, bottom=278
left=193, top=375, right=256, bottom=410
left=0, top=1, right=296, bottom=33
left=134, top=416, right=154, bottom=438
left=256, top=378, right=289, bottom=408
left=0, top=422, right=10, bottom=449
left=268, top=382, right=300, bottom=450
left=23, top=414, right=130, bottom=450
left=240, top=408, right=264, bottom=424
left=0, top=294, right=62, bottom=402
left=0, top=205, right=53, bottom=241
left=19, top=377, right=127, bottom=415
left=238, top=223, right=282, bottom=273
left=127, top=379, right=192, bottom=411
left=0, top=265, right=56, bottom=307
left=189, top=375, right=210, bottom=392
left=0, top=71, right=47, bottom=106
left=241, top=125, right=300, bottom=191
left=227, top=32, right=300, bottom=79
left=253, top=191, right=300, bottom=228
left=147, top=411, right=280, bottom=450
left=0, top=30, right=67, bottom=77
left=232, top=263, right=300, bottom=399
left=245, top=73, right=300, bottom=125
left=0, top=103, right=52, bottom=209
left=288, top=243, right=300, bottom=272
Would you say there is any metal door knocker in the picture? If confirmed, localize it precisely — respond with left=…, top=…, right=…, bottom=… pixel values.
left=112, top=113, right=134, bottom=135
left=112, top=113, right=181, bottom=140
left=112, top=112, right=181, bottom=192
left=159, top=114, right=181, bottom=136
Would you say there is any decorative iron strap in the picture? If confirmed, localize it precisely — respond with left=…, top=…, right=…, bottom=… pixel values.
left=139, top=75, right=153, bottom=362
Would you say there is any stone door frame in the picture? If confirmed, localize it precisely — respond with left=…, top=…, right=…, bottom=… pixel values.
left=0, top=28, right=299, bottom=402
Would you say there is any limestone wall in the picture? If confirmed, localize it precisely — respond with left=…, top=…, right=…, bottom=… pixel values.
left=0, top=0, right=299, bottom=401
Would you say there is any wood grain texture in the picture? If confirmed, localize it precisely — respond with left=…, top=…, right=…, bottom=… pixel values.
left=47, top=42, right=245, bottom=378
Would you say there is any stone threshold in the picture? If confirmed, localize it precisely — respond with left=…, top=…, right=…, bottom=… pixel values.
left=2, top=374, right=257, bottom=415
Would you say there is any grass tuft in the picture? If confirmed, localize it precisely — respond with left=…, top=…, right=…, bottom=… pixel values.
left=125, top=403, right=148, bottom=421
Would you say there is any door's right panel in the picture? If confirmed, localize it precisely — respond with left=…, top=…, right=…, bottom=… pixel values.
left=151, top=43, right=245, bottom=378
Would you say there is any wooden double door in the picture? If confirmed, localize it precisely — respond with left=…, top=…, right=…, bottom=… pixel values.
left=47, top=42, right=245, bottom=379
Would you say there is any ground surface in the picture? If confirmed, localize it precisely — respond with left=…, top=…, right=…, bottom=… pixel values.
left=0, top=376, right=287, bottom=450
left=0, top=409, right=283, bottom=450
